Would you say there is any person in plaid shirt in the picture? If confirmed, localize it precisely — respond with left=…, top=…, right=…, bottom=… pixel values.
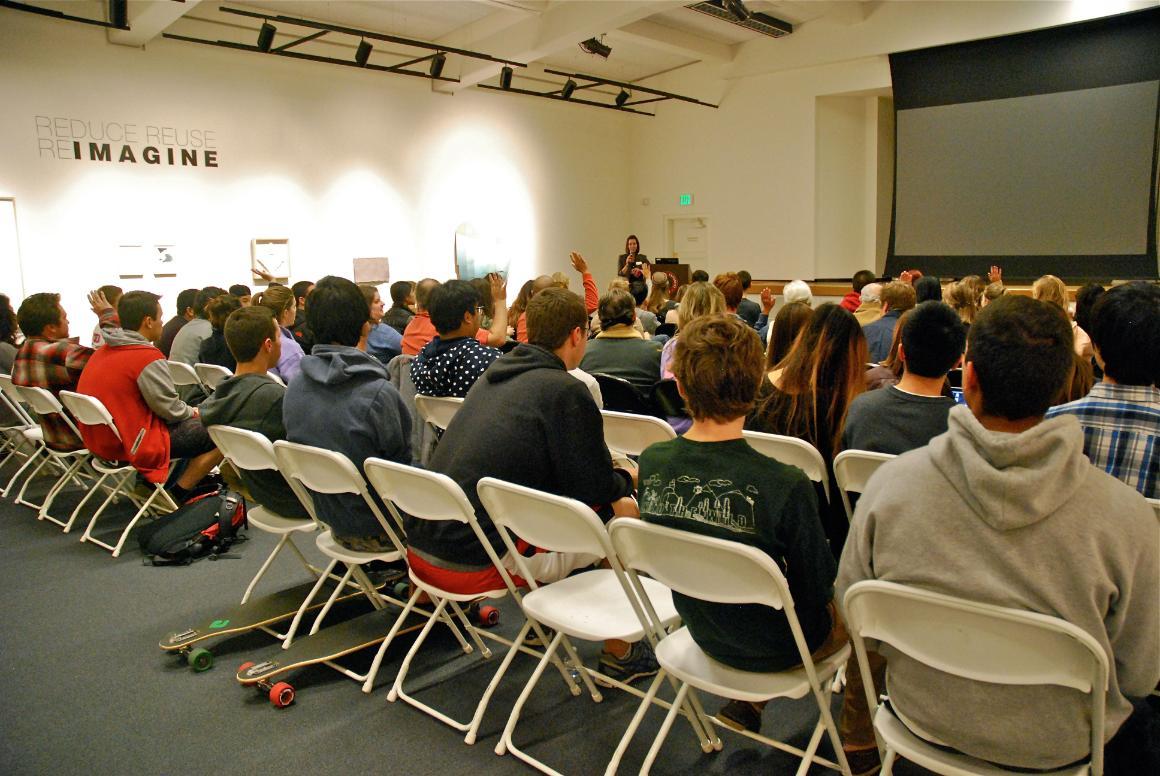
left=1047, top=282, right=1159, bottom=498
left=12, top=290, right=117, bottom=451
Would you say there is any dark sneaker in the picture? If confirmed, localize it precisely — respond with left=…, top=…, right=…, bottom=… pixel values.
left=715, top=699, right=763, bottom=734
left=597, top=640, right=659, bottom=686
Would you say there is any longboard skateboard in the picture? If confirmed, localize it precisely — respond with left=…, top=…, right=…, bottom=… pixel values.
left=161, top=570, right=403, bottom=671
left=237, top=606, right=426, bottom=706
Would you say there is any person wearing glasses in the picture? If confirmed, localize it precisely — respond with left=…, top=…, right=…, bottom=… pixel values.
left=410, top=279, right=505, bottom=398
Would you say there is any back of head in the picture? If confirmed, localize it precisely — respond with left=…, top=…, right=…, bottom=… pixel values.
left=945, top=280, right=978, bottom=323
left=1031, top=274, right=1068, bottom=311
left=195, top=286, right=227, bottom=319
left=389, top=280, right=414, bottom=306
left=712, top=273, right=743, bottom=310
left=414, top=278, right=440, bottom=312
left=532, top=275, right=556, bottom=297
left=674, top=315, right=764, bottom=422
left=510, top=279, right=536, bottom=319
left=598, top=288, right=636, bottom=330
left=782, top=279, right=812, bottom=306
left=859, top=283, right=882, bottom=304
left=229, top=284, right=251, bottom=299
left=0, top=293, right=16, bottom=345
left=119, top=290, right=162, bottom=332
left=17, top=293, right=61, bottom=338
left=291, top=280, right=314, bottom=303
left=1073, top=283, right=1105, bottom=333
left=306, top=275, right=369, bottom=347
left=526, top=287, right=586, bottom=350
left=645, top=273, right=671, bottom=313
left=628, top=279, right=649, bottom=307
left=766, top=301, right=814, bottom=369
left=205, top=294, right=242, bottom=329
left=881, top=280, right=917, bottom=314
left=914, top=276, right=943, bottom=303
left=1089, top=282, right=1160, bottom=386
left=982, top=281, right=1006, bottom=304
left=851, top=269, right=875, bottom=293
left=967, top=295, right=1073, bottom=420
left=469, top=277, right=494, bottom=318
left=176, top=288, right=199, bottom=317
left=252, top=284, right=295, bottom=319
left=428, top=279, right=480, bottom=335
left=901, top=302, right=967, bottom=378
left=607, top=277, right=629, bottom=292
left=737, top=270, right=753, bottom=291
left=225, top=306, right=277, bottom=363
left=99, top=284, right=124, bottom=308
left=691, top=269, right=709, bottom=283
left=551, top=271, right=570, bottom=289
left=677, top=282, right=725, bottom=330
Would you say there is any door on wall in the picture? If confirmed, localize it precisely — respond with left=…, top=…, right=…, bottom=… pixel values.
left=0, top=199, right=23, bottom=303
left=666, top=216, right=710, bottom=268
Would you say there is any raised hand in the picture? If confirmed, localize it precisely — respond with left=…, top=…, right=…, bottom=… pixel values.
left=569, top=251, right=589, bottom=275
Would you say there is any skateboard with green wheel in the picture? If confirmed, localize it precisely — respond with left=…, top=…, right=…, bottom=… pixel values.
left=161, top=570, right=403, bottom=671
left=236, top=606, right=426, bottom=706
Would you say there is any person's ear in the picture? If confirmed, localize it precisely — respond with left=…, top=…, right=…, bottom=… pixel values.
left=674, top=377, right=687, bottom=401
left=896, top=342, right=906, bottom=364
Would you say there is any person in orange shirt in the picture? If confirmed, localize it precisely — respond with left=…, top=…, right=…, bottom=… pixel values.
left=515, top=252, right=599, bottom=343
left=401, top=272, right=507, bottom=356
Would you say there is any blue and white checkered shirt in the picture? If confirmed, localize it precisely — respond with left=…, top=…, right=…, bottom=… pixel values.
left=1046, top=381, right=1159, bottom=499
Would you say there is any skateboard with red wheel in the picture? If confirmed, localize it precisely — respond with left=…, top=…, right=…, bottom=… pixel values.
left=390, top=581, right=500, bottom=628
left=235, top=606, right=424, bottom=706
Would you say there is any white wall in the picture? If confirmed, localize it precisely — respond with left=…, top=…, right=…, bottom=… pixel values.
left=0, top=12, right=633, bottom=329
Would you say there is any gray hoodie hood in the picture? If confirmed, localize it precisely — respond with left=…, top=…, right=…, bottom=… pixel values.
left=300, top=344, right=389, bottom=386
left=927, top=404, right=1090, bottom=531
left=99, top=327, right=154, bottom=348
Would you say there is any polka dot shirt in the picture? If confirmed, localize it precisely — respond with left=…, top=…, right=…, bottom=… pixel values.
left=410, top=337, right=502, bottom=398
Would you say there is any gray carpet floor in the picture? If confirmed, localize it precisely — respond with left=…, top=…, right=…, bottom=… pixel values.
left=0, top=455, right=914, bottom=776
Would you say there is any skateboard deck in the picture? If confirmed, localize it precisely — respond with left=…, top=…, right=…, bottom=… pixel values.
left=236, top=606, right=425, bottom=703
left=161, top=570, right=403, bottom=664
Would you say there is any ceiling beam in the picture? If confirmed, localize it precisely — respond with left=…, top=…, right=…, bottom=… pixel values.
left=612, top=19, right=734, bottom=63
left=435, top=0, right=688, bottom=93
left=108, top=0, right=203, bottom=47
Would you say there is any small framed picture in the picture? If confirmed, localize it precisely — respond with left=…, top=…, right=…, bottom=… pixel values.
left=251, top=238, right=290, bottom=282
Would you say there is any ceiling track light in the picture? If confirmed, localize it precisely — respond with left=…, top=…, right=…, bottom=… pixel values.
left=257, top=21, right=276, bottom=52
left=561, top=79, right=577, bottom=100
left=355, top=39, right=372, bottom=66
left=578, top=36, right=612, bottom=59
left=722, top=0, right=750, bottom=21
left=429, top=52, right=446, bottom=78
left=615, top=89, right=630, bottom=108
left=108, top=0, right=127, bottom=28
left=500, top=66, right=513, bottom=90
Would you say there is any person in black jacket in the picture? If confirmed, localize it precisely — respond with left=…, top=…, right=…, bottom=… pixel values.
left=198, top=294, right=242, bottom=371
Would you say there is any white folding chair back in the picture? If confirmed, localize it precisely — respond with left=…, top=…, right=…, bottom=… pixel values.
left=601, top=409, right=676, bottom=456
left=166, top=360, right=202, bottom=388
left=0, top=374, right=37, bottom=427
left=11, top=385, right=93, bottom=525
left=609, top=517, right=852, bottom=775
left=0, top=375, right=39, bottom=478
left=206, top=425, right=319, bottom=603
left=58, top=390, right=175, bottom=554
left=413, top=394, right=464, bottom=432
left=17, top=385, right=83, bottom=440
left=265, top=371, right=286, bottom=386
left=194, top=362, right=232, bottom=390
left=743, top=429, right=830, bottom=502
left=843, top=580, right=1109, bottom=776
left=833, top=449, right=896, bottom=523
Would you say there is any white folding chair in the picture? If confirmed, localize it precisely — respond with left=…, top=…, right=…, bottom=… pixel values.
left=609, top=518, right=853, bottom=776
left=1147, top=497, right=1159, bottom=522
left=477, top=476, right=716, bottom=775
left=265, top=371, right=286, bottom=387
left=363, top=458, right=572, bottom=743
left=843, top=580, right=1109, bottom=776
left=166, top=360, right=204, bottom=391
left=600, top=409, right=676, bottom=457
left=12, top=385, right=93, bottom=526
left=58, top=391, right=178, bottom=554
left=832, top=450, right=896, bottom=523
left=206, top=425, right=320, bottom=604
left=414, top=394, right=464, bottom=432
left=272, top=440, right=449, bottom=690
left=743, top=429, right=831, bottom=503
left=0, top=374, right=43, bottom=494
left=194, top=362, right=232, bottom=391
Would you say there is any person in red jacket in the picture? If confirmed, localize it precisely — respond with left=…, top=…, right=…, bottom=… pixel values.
left=841, top=269, right=876, bottom=313
left=76, top=291, right=223, bottom=503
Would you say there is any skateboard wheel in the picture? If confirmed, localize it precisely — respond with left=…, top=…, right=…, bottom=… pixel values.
left=477, top=605, right=500, bottom=627
left=269, top=681, right=295, bottom=708
left=187, top=647, right=214, bottom=672
left=392, top=581, right=409, bottom=599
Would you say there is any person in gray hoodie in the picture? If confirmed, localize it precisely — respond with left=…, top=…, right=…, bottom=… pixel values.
left=837, top=295, right=1159, bottom=773
left=282, top=276, right=411, bottom=552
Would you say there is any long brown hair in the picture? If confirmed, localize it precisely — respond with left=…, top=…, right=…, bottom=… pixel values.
left=645, top=276, right=671, bottom=316
left=765, top=301, right=814, bottom=370
left=749, top=303, right=867, bottom=460
left=508, top=279, right=535, bottom=325
left=252, top=285, right=295, bottom=324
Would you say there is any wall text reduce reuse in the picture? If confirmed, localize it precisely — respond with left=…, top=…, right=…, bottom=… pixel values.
left=34, top=117, right=220, bottom=168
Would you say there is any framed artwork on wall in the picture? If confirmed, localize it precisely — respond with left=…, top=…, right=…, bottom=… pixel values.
left=251, top=238, right=290, bottom=282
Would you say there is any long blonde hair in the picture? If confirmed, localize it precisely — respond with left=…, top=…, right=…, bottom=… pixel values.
left=253, top=285, right=295, bottom=325
left=1032, top=274, right=1069, bottom=311
left=677, top=282, right=725, bottom=330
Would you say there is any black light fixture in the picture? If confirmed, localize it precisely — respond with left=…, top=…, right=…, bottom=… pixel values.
left=108, top=0, right=127, bottom=28
left=615, top=89, right=630, bottom=108
left=578, top=37, right=612, bottom=59
left=500, top=66, right=513, bottom=90
left=429, top=52, right=446, bottom=78
left=257, top=21, right=276, bottom=52
left=355, top=39, right=372, bottom=66
left=561, top=79, right=577, bottom=100
left=722, top=0, right=751, bottom=21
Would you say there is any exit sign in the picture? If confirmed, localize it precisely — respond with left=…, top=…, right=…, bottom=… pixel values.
left=678, top=193, right=693, bottom=206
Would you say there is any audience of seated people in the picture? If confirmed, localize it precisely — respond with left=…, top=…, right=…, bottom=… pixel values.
left=579, top=288, right=663, bottom=390
left=755, top=278, right=812, bottom=341
left=513, top=253, right=598, bottom=343
left=12, top=290, right=118, bottom=453
left=169, top=285, right=225, bottom=366
left=76, top=290, right=223, bottom=502
left=283, top=276, right=411, bottom=552
left=228, top=284, right=252, bottom=307
left=199, top=305, right=309, bottom=519
left=1047, top=281, right=1159, bottom=499
left=863, top=280, right=916, bottom=363
left=289, top=279, right=314, bottom=348
left=640, top=314, right=844, bottom=734
left=764, top=299, right=814, bottom=372
left=840, top=269, right=876, bottom=313
left=629, top=279, right=658, bottom=336
left=645, top=271, right=678, bottom=325
left=734, top=270, right=762, bottom=328
left=838, top=294, right=1158, bottom=774
left=158, top=287, right=198, bottom=358
left=251, top=285, right=306, bottom=384
left=659, top=282, right=726, bottom=433
left=862, top=308, right=910, bottom=391
left=1034, top=273, right=1094, bottom=358
left=360, top=284, right=403, bottom=364
left=843, top=301, right=965, bottom=454
left=383, top=280, right=416, bottom=334
left=403, top=276, right=508, bottom=355
left=410, top=278, right=503, bottom=398
left=852, top=282, right=882, bottom=326
left=197, top=293, right=242, bottom=371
